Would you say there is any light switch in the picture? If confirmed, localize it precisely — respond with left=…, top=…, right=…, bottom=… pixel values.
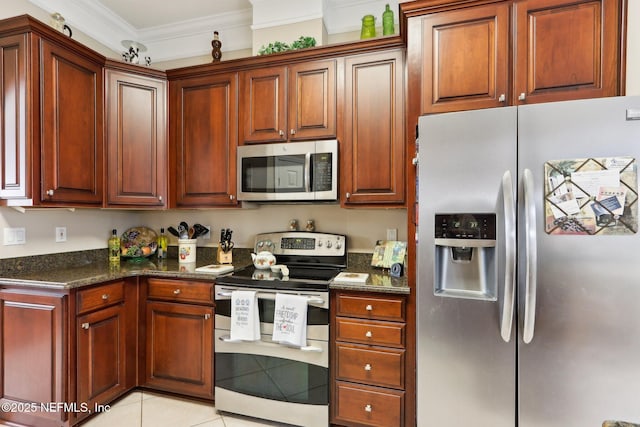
left=3, top=227, right=26, bottom=245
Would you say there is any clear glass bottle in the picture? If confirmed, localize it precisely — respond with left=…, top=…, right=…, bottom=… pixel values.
left=157, top=228, right=168, bottom=259
left=108, top=229, right=120, bottom=263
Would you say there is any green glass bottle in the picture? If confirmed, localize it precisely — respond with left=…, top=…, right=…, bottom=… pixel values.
left=382, top=4, right=395, bottom=36
left=108, top=229, right=120, bottom=263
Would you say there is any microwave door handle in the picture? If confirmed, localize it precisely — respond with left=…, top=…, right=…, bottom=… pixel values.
left=305, top=152, right=312, bottom=193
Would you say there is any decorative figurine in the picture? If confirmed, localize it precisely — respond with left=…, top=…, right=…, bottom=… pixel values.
left=212, top=31, right=222, bottom=62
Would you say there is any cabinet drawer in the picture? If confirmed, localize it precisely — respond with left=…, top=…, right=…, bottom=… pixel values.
left=77, top=281, right=125, bottom=314
left=336, top=317, right=405, bottom=348
left=336, top=293, right=405, bottom=321
left=335, top=381, right=404, bottom=427
left=336, top=343, right=405, bottom=389
left=147, top=278, right=213, bottom=304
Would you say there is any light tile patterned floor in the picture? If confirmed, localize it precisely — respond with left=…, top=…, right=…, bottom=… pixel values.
left=79, top=391, right=296, bottom=427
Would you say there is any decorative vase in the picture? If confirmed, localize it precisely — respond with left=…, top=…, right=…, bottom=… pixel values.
left=360, top=15, right=376, bottom=39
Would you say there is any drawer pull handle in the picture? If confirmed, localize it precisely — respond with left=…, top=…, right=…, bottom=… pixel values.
left=101, top=294, right=109, bottom=300
left=365, top=304, right=373, bottom=311
left=364, top=363, right=372, bottom=371
left=173, top=289, right=181, bottom=295
left=364, top=404, right=372, bottom=413
left=365, top=331, right=373, bottom=338
left=81, top=322, right=90, bottom=330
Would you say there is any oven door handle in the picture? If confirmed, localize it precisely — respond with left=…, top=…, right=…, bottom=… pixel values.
left=216, top=291, right=325, bottom=305
left=218, top=334, right=323, bottom=352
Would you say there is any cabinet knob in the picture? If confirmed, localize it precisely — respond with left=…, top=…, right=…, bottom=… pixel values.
left=204, top=313, right=211, bottom=320
left=290, top=129, right=296, bottom=135
left=518, top=92, right=526, bottom=101
left=365, top=331, right=373, bottom=338
left=412, top=157, right=419, bottom=166
left=46, top=189, right=54, bottom=196
left=279, top=130, right=285, bottom=137
left=364, top=404, right=372, bottom=413
left=229, top=194, right=235, bottom=200
left=81, top=322, right=90, bottom=330
left=158, top=195, right=163, bottom=202
left=346, top=192, right=351, bottom=199
left=365, top=304, right=373, bottom=311
left=101, top=294, right=109, bottom=300
left=498, top=93, right=506, bottom=102
left=173, top=289, right=181, bottom=295
left=364, top=363, right=372, bottom=371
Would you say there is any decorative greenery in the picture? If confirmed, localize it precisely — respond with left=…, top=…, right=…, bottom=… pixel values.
left=258, top=36, right=317, bottom=55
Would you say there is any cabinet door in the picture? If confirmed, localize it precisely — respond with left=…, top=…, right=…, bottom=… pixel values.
left=514, top=0, right=621, bottom=104
left=288, top=60, right=336, bottom=140
left=144, top=301, right=214, bottom=398
left=77, top=303, right=127, bottom=415
left=0, top=290, right=68, bottom=427
left=106, top=69, right=167, bottom=207
left=169, top=73, right=237, bottom=206
left=240, top=67, right=287, bottom=143
left=343, top=50, right=405, bottom=205
left=40, top=39, right=103, bottom=205
left=419, top=3, right=510, bottom=113
left=0, top=34, right=33, bottom=203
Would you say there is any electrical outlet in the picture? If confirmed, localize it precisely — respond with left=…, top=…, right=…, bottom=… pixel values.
left=3, top=227, right=26, bottom=245
left=56, top=227, right=67, bottom=242
left=202, top=226, right=211, bottom=240
left=386, top=228, right=398, bottom=241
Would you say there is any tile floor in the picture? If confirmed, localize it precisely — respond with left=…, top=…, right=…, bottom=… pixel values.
left=32, top=391, right=296, bottom=427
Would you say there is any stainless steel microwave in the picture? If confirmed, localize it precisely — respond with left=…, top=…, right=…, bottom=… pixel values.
left=237, top=140, right=338, bottom=202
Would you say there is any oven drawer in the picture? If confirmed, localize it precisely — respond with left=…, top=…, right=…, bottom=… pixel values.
left=334, top=381, right=404, bottom=427
left=335, top=317, right=405, bottom=348
left=77, top=280, right=125, bottom=314
left=335, top=293, right=405, bottom=322
left=336, top=343, right=405, bottom=389
left=147, top=278, right=213, bottom=304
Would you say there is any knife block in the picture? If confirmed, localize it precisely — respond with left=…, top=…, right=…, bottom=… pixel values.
left=217, top=246, right=232, bottom=264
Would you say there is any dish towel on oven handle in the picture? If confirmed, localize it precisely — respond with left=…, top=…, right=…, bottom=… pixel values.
left=230, top=290, right=260, bottom=341
left=272, top=293, right=308, bottom=347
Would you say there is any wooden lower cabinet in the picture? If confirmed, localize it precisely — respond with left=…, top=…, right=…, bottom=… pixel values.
left=0, top=288, right=70, bottom=427
left=76, top=279, right=137, bottom=423
left=332, top=291, right=407, bottom=427
left=142, top=278, right=214, bottom=399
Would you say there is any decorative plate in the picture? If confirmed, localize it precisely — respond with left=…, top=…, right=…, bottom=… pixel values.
left=121, top=227, right=158, bottom=258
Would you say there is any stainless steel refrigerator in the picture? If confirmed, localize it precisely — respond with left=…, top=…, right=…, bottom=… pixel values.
left=417, top=96, right=640, bottom=427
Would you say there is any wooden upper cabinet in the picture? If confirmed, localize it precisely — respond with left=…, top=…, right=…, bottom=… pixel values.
left=105, top=67, right=167, bottom=207
left=420, top=2, right=510, bottom=114
left=239, top=60, right=336, bottom=144
left=513, top=0, right=621, bottom=104
left=169, top=72, right=238, bottom=207
left=240, top=67, right=286, bottom=143
left=0, top=34, right=33, bottom=203
left=342, top=50, right=405, bottom=206
left=406, top=0, right=623, bottom=113
left=288, top=60, right=336, bottom=140
left=40, top=38, right=104, bottom=205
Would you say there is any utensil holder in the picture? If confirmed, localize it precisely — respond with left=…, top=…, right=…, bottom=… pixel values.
left=178, top=239, right=197, bottom=263
left=217, top=246, right=232, bottom=264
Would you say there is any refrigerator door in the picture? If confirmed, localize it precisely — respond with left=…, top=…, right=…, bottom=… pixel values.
left=417, top=107, right=517, bottom=426
left=517, top=96, right=640, bottom=426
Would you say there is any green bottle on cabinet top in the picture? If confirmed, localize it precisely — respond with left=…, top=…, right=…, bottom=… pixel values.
left=108, top=229, right=120, bottom=263
left=360, top=15, right=376, bottom=39
left=382, top=4, right=395, bottom=36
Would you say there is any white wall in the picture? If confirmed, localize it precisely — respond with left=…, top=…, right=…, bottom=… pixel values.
left=626, top=0, right=639, bottom=95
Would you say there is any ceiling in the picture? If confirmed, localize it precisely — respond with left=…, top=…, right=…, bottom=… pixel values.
left=27, top=0, right=400, bottom=64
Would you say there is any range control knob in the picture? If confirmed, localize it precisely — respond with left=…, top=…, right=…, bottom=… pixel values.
left=326, top=240, right=332, bottom=249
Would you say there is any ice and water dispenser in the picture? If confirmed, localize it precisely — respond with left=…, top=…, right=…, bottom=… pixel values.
left=434, top=213, right=497, bottom=301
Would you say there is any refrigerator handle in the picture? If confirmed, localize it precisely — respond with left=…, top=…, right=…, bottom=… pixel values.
left=522, top=168, right=538, bottom=344
left=500, top=170, right=516, bottom=342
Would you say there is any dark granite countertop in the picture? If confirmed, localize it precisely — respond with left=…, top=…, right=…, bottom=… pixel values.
left=0, top=249, right=409, bottom=295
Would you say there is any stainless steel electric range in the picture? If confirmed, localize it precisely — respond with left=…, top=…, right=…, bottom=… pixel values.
left=214, top=231, right=347, bottom=427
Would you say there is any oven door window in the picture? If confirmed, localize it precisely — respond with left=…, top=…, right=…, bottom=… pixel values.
left=215, top=353, right=328, bottom=405
left=242, top=155, right=307, bottom=193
